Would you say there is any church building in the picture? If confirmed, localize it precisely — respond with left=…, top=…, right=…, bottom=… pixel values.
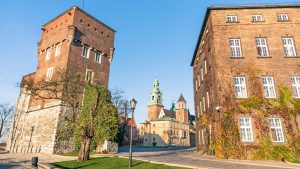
left=140, top=79, right=195, bottom=146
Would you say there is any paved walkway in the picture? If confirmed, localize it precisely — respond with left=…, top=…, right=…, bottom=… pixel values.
left=117, top=149, right=300, bottom=169
left=0, top=153, right=76, bottom=169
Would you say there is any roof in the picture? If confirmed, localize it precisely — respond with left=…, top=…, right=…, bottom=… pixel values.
left=152, top=116, right=180, bottom=123
left=190, top=4, right=300, bottom=66
left=177, top=94, right=186, bottom=102
left=122, top=117, right=137, bottom=128
left=162, top=109, right=176, bottom=118
left=42, top=6, right=116, bottom=32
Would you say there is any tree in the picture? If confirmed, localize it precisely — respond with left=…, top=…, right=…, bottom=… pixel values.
left=21, top=69, right=121, bottom=161
left=77, top=85, right=120, bottom=161
left=0, top=103, right=13, bottom=139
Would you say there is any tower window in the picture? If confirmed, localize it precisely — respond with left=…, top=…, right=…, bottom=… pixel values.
left=95, top=52, right=101, bottom=63
left=82, top=45, right=90, bottom=58
left=55, top=42, right=61, bottom=57
left=277, top=14, right=289, bottom=21
left=85, top=69, right=94, bottom=83
left=46, top=68, right=54, bottom=81
left=46, top=48, right=51, bottom=61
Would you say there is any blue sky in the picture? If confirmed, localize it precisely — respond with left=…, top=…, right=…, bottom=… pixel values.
left=0, top=0, right=299, bottom=125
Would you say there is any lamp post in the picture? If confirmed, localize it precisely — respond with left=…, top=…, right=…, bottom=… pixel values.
left=128, top=98, right=137, bottom=168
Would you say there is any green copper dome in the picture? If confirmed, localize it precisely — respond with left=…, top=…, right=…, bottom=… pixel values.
left=149, top=79, right=163, bottom=105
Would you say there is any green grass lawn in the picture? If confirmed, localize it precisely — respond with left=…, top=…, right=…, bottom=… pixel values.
left=52, top=157, right=189, bottom=169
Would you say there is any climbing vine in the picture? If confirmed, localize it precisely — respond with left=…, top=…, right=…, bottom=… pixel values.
left=211, top=65, right=300, bottom=161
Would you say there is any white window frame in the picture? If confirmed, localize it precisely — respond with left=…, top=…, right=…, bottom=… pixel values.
left=262, top=76, right=276, bottom=98
left=277, top=14, right=289, bottom=21
left=199, top=100, right=203, bottom=115
left=204, top=59, right=207, bottom=75
left=291, top=76, right=300, bottom=98
left=252, top=15, right=263, bottom=22
left=46, top=48, right=51, bottom=61
left=55, top=42, right=61, bottom=57
left=206, top=91, right=210, bottom=108
left=46, top=67, right=53, bottom=81
left=227, top=15, right=238, bottom=22
left=282, top=37, right=297, bottom=57
left=202, top=96, right=206, bottom=112
left=85, top=69, right=94, bottom=82
left=269, top=118, right=285, bottom=142
left=229, top=38, right=242, bottom=57
left=197, top=74, right=200, bottom=87
left=195, top=80, right=198, bottom=91
left=234, top=76, right=248, bottom=98
left=95, top=51, right=101, bottom=63
left=239, top=117, right=254, bottom=142
left=256, top=38, right=269, bottom=57
left=200, top=67, right=204, bottom=82
left=82, top=45, right=90, bottom=58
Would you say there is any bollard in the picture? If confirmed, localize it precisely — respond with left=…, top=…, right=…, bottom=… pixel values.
left=32, top=157, right=38, bottom=167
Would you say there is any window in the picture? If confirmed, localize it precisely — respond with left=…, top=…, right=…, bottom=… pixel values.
left=252, top=15, right=263, bottom=22
left=229, top=39, right=242, bottom=57
left=153, top=131, right=155, bottom=134
left=46, top=48, right=51, bottom=61
left=46, top=68, right=53, bottom=81
left=206, top=91, right=210, bottom=108
left=195, top=80, right=198, bottom=91
left=204, top=59, right=207, bottom=74
left=199, top=101, right=203, bottom=115
left=197, top=74, right=200, bottom=87
left=256, top=38, right=269, bottom=57
left=55, top=43, right=61, bottom=57
left=262, top=77, right=276, bottom=98
left=196, top=104, right=199, bottom=117
left=82, top=45, right=90, bottom=58
left=201, top=129, right=205, bottom=145
left=282, top=37, right=296, bottom=57
left=227, top=15, right=238, bottom=22
left=202, top=96, right=206, bottom=112
left=277, top=14, right=289, bottom=21
left=200, top=67, right=204, bottom=82
left=269, top=118, right=284, bottom=142
left=291, top=76, right=300, bottom=98
left=239, top=118, right=253, bottom=142
left=234, top=76, right=248, bottom=98
left=95, top=52, right=101, bottom=63
left=85, top=69, right=94, bottom=82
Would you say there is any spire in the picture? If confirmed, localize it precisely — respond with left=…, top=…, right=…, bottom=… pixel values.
left=170, top=100, right=175, bottom=111
left=149, top=79, right=163, bottom=105
left=177, top=93, right=186, bottom=102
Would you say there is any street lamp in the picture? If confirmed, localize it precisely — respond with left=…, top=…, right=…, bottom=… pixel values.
left=128, top=98, right=137, bottom=168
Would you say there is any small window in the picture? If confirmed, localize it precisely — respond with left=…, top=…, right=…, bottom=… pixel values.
left=239, top=118, right=254, bottom=142
left=200, top=67, right=204, bottom=81
left=252, top=15, right=263, bottom=22
left=197, top=73, right=200, bottom=87
left=46, top=68, right=53, bottom=81
left=202, top=96, right=206, bottom=112
left=85, top=69, right=94, bottom=82
left=206, top=91, right=210, bottom=108
left=256, top=38, right=269, bottom=57
left=95, top=52, right=101, bottom=63
left=153, top=137, right=155, bottom=141
left=227, top=15, right=238, bottom=22
left=234, top=76, right=248, bottom=98
left=82, top=45, right=90, bottom=58
left=291, top=76, right=300, bottom=98
left=282, top=37, right=297, bottom=57
left=199, top=100, right=203, bottom=115
left=229, top=38, right=242, bottom=57
left=262, top=76, right=276, bottom=98
left=269, top=118, right=284, bottom=142
left=204, top=59, right=207, bottom=74
left=46, top=48, right=51, bottom=61
left=55, top=43, right=61, bottom=57
left=277, top=14, right=289, bottom=21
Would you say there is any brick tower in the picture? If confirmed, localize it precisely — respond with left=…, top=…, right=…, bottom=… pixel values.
left=7, top=6, right=115, bottom=154
left=175, top=94, right=189, bottom=123
left=147, top=79, right=164, bottom=121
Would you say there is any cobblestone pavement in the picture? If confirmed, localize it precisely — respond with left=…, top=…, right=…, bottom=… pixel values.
left=0, top=153, right=76, bottom=169
left=118, top=149, right=300, bottom=169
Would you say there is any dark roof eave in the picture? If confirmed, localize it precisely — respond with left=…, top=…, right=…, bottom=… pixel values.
left=190, top=4, right=300, bottom=66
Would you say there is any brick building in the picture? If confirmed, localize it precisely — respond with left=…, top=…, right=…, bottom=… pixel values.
left=7, top=6, right=115, bottom=154
left=191, top=5, right=300, bottom=153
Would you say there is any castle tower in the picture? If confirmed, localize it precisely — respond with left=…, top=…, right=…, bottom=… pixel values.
left=175, top=94, right=189, bottom=123
left=147, top=79, right=164, bottom=121
left=7, top=6, right=115, bottom=154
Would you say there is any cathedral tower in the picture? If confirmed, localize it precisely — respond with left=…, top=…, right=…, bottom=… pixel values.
left=175, top=94, right=189, bottom=123
left=147, top=79, right=164, bottom=121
